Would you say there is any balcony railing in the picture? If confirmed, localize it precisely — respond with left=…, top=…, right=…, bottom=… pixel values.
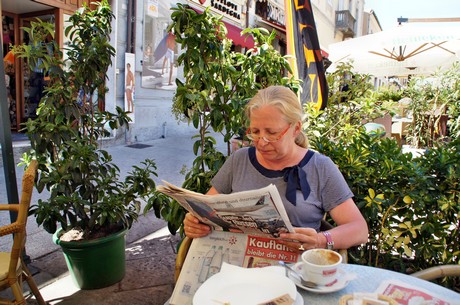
left=335, top=10, right=355, bottom=38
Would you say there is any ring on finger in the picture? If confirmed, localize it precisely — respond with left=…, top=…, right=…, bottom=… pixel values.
left=298, top=243, right=305, bottom=251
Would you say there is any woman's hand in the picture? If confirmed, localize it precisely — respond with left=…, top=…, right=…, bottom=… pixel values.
left=183, top=212, right=212, bottom=238
left=279, top=228, right=321, bottom=252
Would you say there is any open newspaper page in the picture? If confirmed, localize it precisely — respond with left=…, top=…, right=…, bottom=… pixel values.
left=169, top=231, right=300, bottom=305
left=376, top=279, right=457, bottom=305
left=157, top=181, right=294, bottom=238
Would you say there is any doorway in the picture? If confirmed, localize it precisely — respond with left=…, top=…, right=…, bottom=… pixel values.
left=18, top=14, right=55, bottom=125
left=2, top=11, right=56, bottom=131
left=2, top=14, right=17, bottom=130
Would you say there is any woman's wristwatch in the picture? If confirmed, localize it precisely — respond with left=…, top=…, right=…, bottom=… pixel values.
left=322, top=231, right=334, bottom=250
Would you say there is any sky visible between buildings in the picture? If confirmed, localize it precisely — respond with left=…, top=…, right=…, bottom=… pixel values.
left=365, top=0, right=460, bottom=30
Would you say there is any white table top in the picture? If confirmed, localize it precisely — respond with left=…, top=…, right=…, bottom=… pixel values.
left=298, top=264, right=460, bottom=304
left=166, top=263, right=459, bottom=305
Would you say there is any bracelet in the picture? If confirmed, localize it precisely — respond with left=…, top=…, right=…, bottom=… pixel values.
left=322, top=231, right=334, bottom=250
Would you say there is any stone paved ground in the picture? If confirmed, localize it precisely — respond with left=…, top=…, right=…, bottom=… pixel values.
left=20, top=227, right=182, bottom=305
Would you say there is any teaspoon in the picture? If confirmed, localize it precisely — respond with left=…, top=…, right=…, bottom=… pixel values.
left=278, top=261, right=317, bottom=288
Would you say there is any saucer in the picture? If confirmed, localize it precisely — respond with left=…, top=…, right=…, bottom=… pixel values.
left=288, top=262, right=352, bottom=294
left=294, top=292, right=304, bottom=305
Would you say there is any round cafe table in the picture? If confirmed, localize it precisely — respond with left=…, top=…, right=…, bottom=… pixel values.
left=298, top=264, right=460, bottom=304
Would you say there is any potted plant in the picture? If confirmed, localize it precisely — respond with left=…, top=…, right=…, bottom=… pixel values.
left=14, top=0, right=169, bottom=289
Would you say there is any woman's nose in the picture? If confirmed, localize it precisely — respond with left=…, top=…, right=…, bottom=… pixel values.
left=258, top=137, right=270, bottom=145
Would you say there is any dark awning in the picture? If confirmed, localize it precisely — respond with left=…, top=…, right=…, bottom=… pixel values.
left=189, top=6, right=254, bottom=49
left=224, top=21, right=255, bottom=49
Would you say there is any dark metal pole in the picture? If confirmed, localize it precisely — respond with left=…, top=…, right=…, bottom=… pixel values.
left=0, top=3, right=20, bottom=214
left=1, top=5, right=32, bottom=264
left=127, top=0, right=136, bottom=54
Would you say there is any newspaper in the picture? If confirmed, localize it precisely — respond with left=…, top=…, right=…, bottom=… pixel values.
left=376, top=279, right=458, bottom=305
left=157, top=181, right=300, bottom=305
left=157, top=181, right=295, bottom=238
left=169, top=231, right=300, bottom=305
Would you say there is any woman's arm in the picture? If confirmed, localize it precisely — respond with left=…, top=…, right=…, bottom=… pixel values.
left=279, top=198, right=368, bottom=251
left=206, top=186, right=220, bottom=195
left=326, top=198, right=369, bottom=249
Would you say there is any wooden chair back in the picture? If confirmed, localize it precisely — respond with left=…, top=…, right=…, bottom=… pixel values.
left=0, top=160, right=46, bottom=305
left=411, top=265, right=460, bottom=281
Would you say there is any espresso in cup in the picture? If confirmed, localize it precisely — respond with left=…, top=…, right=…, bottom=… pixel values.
left=300, top=249, right=342, bottom=286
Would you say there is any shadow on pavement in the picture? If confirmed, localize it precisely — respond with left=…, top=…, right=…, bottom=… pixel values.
left=15, top=232, right=182, bottom=305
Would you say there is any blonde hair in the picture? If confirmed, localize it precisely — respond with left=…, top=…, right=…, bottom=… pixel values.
left=245, top=86, right=309, bottom=148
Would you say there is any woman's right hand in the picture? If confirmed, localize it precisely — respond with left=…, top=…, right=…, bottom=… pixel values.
left=183, top=212, right=212, bottom=238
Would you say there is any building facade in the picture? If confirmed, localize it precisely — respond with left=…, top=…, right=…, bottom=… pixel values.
left=2, top=0, right=378, bottom=143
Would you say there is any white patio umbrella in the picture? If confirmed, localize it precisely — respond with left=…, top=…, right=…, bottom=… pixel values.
left=328, top=23, right=460, bottom=77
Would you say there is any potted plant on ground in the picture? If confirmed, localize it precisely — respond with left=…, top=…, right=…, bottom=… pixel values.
left=14, top=0, right=170, bottom=289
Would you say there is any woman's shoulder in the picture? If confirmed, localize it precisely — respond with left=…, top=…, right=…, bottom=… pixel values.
left=229, top=146, right=251, bottom=162
left=232, top=146, right=251, bottom=156
left=309, top=149, right=336, bottom=168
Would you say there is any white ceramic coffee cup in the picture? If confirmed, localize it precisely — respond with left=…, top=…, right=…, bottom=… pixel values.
left=300, top=249, right=342, bottom=286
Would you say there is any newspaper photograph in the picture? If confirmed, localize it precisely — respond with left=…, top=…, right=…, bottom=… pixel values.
left=157, top=181, right=295, bottom=237
left=376, top=279, right=457, bottom=305
left=169, top=231, right=300, bottom=305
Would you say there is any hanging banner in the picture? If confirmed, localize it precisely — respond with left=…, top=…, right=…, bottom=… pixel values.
left=284, top=0, right=328, bottom=110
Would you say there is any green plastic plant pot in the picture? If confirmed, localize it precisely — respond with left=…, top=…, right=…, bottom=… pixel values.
left=53, top=228, right=127, bottom=290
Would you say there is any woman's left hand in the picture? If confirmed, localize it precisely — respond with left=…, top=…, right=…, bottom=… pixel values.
left=279, top=228, right=320, bottom=252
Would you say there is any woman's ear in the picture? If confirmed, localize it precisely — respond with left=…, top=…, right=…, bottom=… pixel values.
left=294, top=121, right=302, bottom=134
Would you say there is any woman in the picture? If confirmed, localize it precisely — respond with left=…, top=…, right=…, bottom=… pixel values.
left=184, top=86, right=368, bottom=252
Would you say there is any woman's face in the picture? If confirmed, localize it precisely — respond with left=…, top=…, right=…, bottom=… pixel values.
left=249, top=105, right=298, bottom=162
